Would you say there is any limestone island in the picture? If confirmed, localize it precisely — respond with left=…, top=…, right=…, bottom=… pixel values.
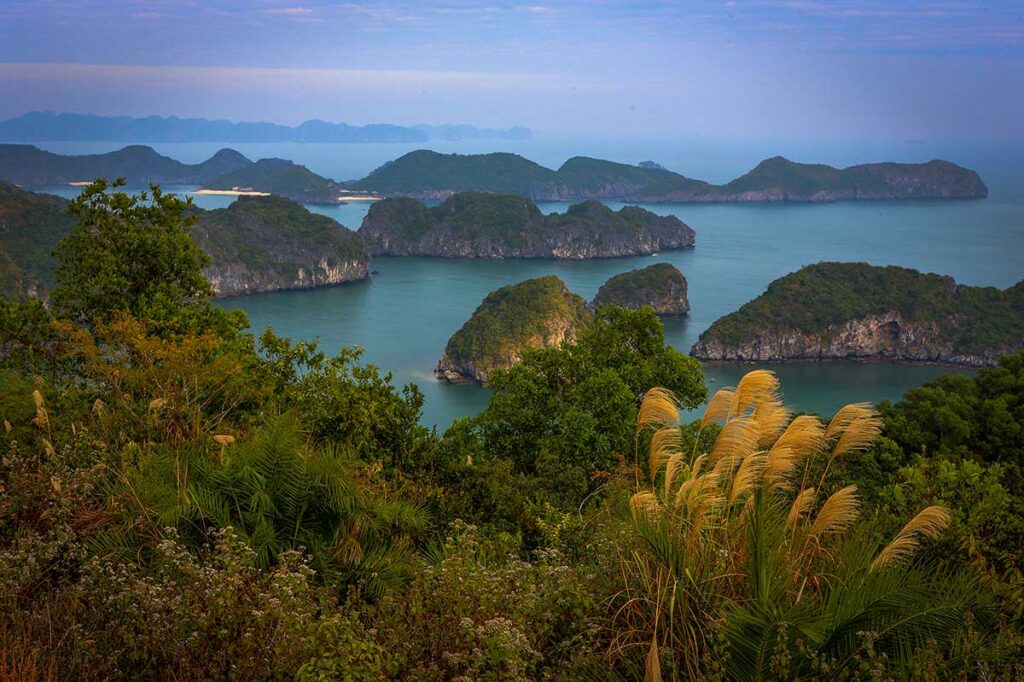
left=197, top=158, right=352, bottom=205
left=349, top=149, right=988, bottom=203
left=591, top=263, right=690, bottom=316
left=436, top=275, right=593, bottom=384
left=191, top=195, right=370, bottom=296
left=691, top=262, right=1024, bottom=367
left=0, top=182, right=370, bottom=300
left=0, top=144, right=251, bottom=187
left=358, top=192, right=695, bottom=259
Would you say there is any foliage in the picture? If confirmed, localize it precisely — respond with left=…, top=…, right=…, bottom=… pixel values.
left=592, top=262, right=689, bottom=312
left=471, top=305, right=706, bottom=505
left=353, top=149, right=556, bottom=195
left=0, top=182, right=75, bottom=299
left=442, top=275, right=593, bottom=380
left=699, top=262, right=1024, bottom=356
left=201, top=158, right=340, bottom=203
left=366, top=521, right=604, bottom=680
left=618, top=369, right=995, bottom=680
left=50, top=179, right=246, bottom=336
left=192, top=194, right=368, bottom=286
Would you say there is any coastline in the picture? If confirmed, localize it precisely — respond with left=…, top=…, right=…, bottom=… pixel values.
left=192, top=189, right=271, bottom=197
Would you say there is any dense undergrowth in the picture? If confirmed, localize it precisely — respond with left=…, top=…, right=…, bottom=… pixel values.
left=1, top=182, right=1023, bottom=680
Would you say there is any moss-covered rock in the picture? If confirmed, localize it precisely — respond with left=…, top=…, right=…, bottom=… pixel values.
left=191, top=195, right=370, bottom=297
left=691, top=262, right=1024, bottom=366
left=359, top=192, right=695, bottom=259
left=592, top=263, right=689, bottom=316
left=436, top=275, right=593, bottom=383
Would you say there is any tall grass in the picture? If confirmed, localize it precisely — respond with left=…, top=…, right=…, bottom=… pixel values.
left=617, top=370, right=980, bottom=680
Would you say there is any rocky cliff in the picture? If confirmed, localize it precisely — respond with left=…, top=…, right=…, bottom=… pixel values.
left=692, top=263, right=1024, bottom=367
left=359, top=192, right=695, bottom=259
left=191, top=195, right=370, bottom=297
left=436, top=275, right=593, bottom=383
left=592, top=263, right=690, bottom=315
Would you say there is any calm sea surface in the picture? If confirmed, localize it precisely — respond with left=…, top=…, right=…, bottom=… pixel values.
left=35, top=138, right=1024, bottom=427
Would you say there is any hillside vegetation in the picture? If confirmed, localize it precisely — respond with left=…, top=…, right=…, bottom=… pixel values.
left=359, top=191, right=695, bottom=258
left=591, top=262, right=690, bottom=315
left=436, top=275, right=593, bottom=383
left=192, top=194, right=370, bottom=296
left=1, top=180, right=1023, bottom=678
left=0, top=143, right=251, bottom=186
left=0, top=182, right=75, bottom=299
left=693, top=262, right=1024, bottom=365
left=201, top=158, right=344, bottom=204
left=351, top=149, right=988, bottom=202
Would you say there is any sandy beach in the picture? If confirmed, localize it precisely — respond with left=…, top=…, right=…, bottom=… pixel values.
left=192, top=189, right=271, bottom=197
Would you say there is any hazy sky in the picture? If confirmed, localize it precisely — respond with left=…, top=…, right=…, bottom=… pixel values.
left=1, top=0, right=1022, bottom=143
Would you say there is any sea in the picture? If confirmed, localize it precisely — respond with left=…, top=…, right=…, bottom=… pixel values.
left=32, top=136, right=1024, bottom=428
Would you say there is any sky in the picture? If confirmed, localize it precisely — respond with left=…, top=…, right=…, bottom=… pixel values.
left=0, top=0, right=1022, bottom=144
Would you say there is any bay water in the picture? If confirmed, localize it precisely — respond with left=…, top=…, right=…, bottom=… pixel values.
left=33, top=138, right=1024, bottom=427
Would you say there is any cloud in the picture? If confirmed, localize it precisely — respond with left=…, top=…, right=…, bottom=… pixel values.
left=263, top=6, right=314, bottom=15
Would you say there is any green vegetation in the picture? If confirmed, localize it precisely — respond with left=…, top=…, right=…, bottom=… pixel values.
left=592, top=262, right=690, bottom=315
left=201, top=158, right=341, bottom=203
left=0, top=182, right=74, bottom=299
left=440, top=275, right=593, bottom=381
left=51, top=179, right=244, bottom=336
left=697, top=262, right=1024, bottom=359
left=1, top=183, right=1022, bottom=679
left=351, top=149, right=556, bottom=195
left=192, top=194, right=369, bottom=294
left=351, top=150, right=987, bottom=201
left=0, top=143, right=251, bottom=186
left=360, top=192, right=695, bottom=257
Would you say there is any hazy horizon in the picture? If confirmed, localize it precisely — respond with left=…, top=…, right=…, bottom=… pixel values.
left=2, top=1, right=1022, bottom=147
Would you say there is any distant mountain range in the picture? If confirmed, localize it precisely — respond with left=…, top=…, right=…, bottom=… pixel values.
left=0, top=143, right=988, bottom=205
left=0, top=112, right=532, bottom=143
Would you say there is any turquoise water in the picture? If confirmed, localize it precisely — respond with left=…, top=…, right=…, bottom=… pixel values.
left=32, top=139, right=1024, bottom=427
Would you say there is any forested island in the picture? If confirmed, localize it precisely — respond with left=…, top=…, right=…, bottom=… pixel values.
left=0, top=181, right=369, bottom=299
left=436, top=275, right=592, bottom=383
left=692, top=262, right=1024, bottom=366
left=1, top=179, right=1023, bottom=678
left=197, top=158, right=348, bottom=205
left=0, top=144, right=251, bottom=187
left=351, top=150, right=988, bottom=202
left=1, top=144, right=987, bottom=205
left=191, top=195, right=369, bottom=296
left=358, top=191, right=695, bottom=258
left=591, top=262, right=690, bottom=315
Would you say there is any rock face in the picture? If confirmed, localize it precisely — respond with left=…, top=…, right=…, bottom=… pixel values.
left=359, top=192, right=695, bottom=259
left=191, top=195, right=370, bottom=297
left=350, top=150, right=988, bottom=203
left=592, top=263, right=690, bottom=316
left=436, top=275, right=593, bottom=384
left=691, top=263, right=1024, bottom=367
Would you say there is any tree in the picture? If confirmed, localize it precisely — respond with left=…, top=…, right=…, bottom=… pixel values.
left=51, top=179, right=244, bottom=336
left=469, top=305, right=706, bottom=504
